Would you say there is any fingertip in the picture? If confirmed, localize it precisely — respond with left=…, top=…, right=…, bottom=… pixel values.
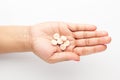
left=83, top=24, right=97, bottom=31
left=100, top=31, right=108, bottom=36
left=109, top=36, right=112, bottom=43
left=92, top=25, right=97, bottom=30
left=106, top=36, right=112, bottom=44
left=74, top=58, right=80, bottom=61
left=102, top=45, right=107, bottom=51
left=73, top=55, right=80, bottom=61
left=85, top=24, right=97, bottom=31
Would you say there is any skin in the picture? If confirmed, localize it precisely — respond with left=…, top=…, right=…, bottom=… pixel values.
left=0, top=22, right=111, bottom=63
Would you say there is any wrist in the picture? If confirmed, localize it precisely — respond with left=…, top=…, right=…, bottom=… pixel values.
left=24, top=26, right=32, bottom=51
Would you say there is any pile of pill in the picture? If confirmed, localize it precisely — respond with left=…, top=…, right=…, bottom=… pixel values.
left=51, top=33, right=70, bottom=50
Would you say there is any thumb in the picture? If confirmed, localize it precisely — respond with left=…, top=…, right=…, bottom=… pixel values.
left=48, top=52, right=80, bottom=63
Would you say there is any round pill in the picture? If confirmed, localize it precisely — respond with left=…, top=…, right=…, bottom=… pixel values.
left=64, top=40, right=70, bottom=46
left=60, top=36, right=67, bottom=41
left=51, top=39, right=57, bottom=45
left=60, top=44, right=66, bottom=50
left=57, top=38, right=63, bottom=44
left=53, top=33, right=60, bottom=40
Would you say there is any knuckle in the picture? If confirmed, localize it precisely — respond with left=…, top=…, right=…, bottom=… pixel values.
left=83, top=32, right=87, bottom=38
left=85, top=39, right=90, bottom=45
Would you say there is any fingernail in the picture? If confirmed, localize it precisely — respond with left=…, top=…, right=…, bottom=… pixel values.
left=102, top=31, right=108, bottom=35
left=75, top=59, right=80, bottom=61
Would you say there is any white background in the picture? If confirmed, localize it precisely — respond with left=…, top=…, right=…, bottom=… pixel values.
left=0, top=0, right=119, bottom=80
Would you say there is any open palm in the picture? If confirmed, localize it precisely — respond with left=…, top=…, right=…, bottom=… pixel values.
left=30, top=22, right=111, bottom=63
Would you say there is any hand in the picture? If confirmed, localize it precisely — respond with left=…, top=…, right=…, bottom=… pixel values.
left=30, top=22, right=111, bottom=63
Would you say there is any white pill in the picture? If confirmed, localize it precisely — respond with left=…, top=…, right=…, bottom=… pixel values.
left=64, top=40, right=70, bottom=46
left=57, top=38, right=63, bottom=44
left=60, top=44, right=66, bottom=50
left=60, top=36, right=67, bottom=41
left=51, top=39, right=57, bottom=45
left=53, top=33, right=60, bottom=40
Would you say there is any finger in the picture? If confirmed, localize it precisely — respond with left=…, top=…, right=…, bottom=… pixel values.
left=48, top=52, right=80, bottom=63
left=67, top=23, right=97, bottom=32
left=74, top=45, right=107, bottom=56
left=73, top=31, right=108, bottom=39
left=75, top=36, right=111, bottom=47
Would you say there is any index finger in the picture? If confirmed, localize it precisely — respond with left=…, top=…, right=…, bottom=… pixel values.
left=67, top=23, right=97, bottom=32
